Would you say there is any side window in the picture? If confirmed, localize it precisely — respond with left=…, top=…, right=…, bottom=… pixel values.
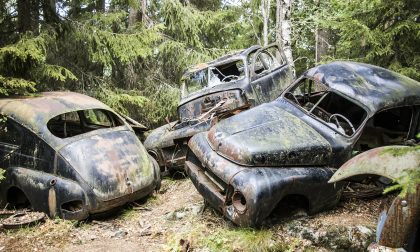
left=83, top=110, right=112, bottom=127
left=0, top=120, right=22, bottom=146
left=252, top=46, right=285, bottom=76
left=373, top=106, right=412, bottom=134
left=355, top=106, right=413, bottom=151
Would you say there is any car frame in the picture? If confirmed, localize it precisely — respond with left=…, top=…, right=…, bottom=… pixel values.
left=185, top=61, right=420, bottom=226
left=144, top=44, right=294, bottom=173
left=0, top=92, right=160, bottom=220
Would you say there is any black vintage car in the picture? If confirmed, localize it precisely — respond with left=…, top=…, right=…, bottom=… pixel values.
left=0, top=92, right=160, bottom=220
left=185, top=61, right=420, bottom=226
left=144, top=44, right=294, bottom=173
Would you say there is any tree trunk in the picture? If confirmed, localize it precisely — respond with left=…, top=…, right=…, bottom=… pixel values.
left=42, top=0, right=59, bottom=24
left=96, top=0, right=105, bottom=12
left=128, top=0, right=148, bottom=27
left=141, top=0, right=146, bottom=23
left=17, top=0, right=32, bottom=33
left=314, top=1, right=329, bottom=63
left=128, top=6, right=138, bottom=27
left=315, top=28, right=330, bottom=63
left=276, top=0, right=294, bottom=70
left=69, top=0, right=82, bottom=18
left=261, top=0, right=270, bottom=46
left=17, top=0, right=40, bottom=33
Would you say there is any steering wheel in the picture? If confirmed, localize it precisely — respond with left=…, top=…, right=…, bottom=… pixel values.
left=329, top=113, right=355, bottom=135
left=285, top=92, right=299, bottom=104
left=221, top=75, right=239, bottom=82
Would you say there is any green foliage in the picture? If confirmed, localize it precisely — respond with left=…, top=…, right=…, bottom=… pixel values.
left=95, top=85, right=179, bottom=127
left=96, top=87, right=149, bottom=115
left=319, top=0, right=420, bottom=80
left=384, top=169, right=420, bottom=197
left=159, top=0, right=244, bottom=81
left=0, top=33, right=77, bottom=95
left=73, top=12, right=161, bottom=67
left=201, top=228, right=275, bottom=251
left=167, top=223, right=298, bottom=251
left=1, top=0, right=416, bottom=128
left=0, top=75, right=36, bottom=95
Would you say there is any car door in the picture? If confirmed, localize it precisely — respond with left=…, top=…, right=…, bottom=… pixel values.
left=249, top=43, right=294, bottom=104
left=0, top=118, right=22, bottom=168
left=408, top=105, right=420, bottom=142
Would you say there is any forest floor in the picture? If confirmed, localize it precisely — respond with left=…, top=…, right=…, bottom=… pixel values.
left=0, top=178, right=389, bottom=252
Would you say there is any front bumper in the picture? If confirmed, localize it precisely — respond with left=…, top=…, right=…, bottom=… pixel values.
left=185, top=132, right=343, bottom=226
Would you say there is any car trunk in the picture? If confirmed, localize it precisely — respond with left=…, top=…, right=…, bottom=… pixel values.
left=59, top=129, right=154, bottom=201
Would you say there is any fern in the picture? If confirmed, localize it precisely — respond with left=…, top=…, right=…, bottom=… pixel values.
left=384, top=169, right=420, bottom=197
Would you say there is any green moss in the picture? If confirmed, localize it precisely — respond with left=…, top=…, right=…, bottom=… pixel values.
left=384, top=169, right=420, bottom=197
left=203, top=228, right=297, bottom=252
left=120, top=207, right=138, bottom=220
left=167, top=223, right=299, bottom=252
left=379, top=145, right=420, bottom=157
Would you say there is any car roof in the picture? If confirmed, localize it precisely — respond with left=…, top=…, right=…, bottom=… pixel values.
left=181, top=45, right=261, bottom=80
left=304, top=61, right=420, bottom=114
left=0, top=91, right=112, bottom=133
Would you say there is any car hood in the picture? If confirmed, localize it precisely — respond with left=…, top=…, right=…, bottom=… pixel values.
left=207, top=102, right=332, bottom=167
left=59, top=129, right=155, bottom=201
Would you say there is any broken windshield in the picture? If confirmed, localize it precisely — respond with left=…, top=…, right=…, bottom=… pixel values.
left=181, top=60, right=246, bottom=98
left=284, top=78, right=367, bottom=136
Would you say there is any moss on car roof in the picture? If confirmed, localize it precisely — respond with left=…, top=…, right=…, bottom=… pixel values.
left=0, top=91, right=112, bottom=133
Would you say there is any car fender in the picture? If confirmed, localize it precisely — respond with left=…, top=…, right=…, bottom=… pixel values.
left=5, top=167, right=87, bottom=218
left=230, top=166, right=342, bottom=226
left=328, top=146, right=420, bottom=250
left=329, top=145, right=420, bottom=183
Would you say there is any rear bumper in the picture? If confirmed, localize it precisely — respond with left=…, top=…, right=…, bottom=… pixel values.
left=90, top=182, right=156, bottom=214
left=185, top=132, right=343, bottom=226
left=62, top=181, right=157, bottom=220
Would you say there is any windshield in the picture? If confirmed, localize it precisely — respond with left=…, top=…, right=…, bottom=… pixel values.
left=284, top=78, right=367, bottom=136
left=181, top=68, right=208, bottom=98
left=181, top=59, right=246, bottom=98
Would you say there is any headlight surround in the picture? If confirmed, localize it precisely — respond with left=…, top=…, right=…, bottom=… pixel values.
left=232, top=191, right=247, bottom=214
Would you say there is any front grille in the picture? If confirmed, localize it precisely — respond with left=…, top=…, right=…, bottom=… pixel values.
left=188, top=150, right=227, bottom=195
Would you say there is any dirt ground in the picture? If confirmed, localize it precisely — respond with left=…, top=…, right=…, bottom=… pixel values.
left=0, top=178, right=388, bottom=252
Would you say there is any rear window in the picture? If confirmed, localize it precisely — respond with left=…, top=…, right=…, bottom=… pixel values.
left=47, top=109, right=124, bottom=138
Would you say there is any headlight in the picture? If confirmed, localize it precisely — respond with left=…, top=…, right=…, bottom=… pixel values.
left=232, top=191, right=247, bottom=213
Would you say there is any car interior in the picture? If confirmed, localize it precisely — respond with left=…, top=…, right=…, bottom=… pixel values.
left=285, top=78, right=367, bottom=136
left=182, top=60, right=246, bottom=97
left=251, top=50, right=281, bottom=76
left=353, top=106, right=414, bottom=151
left=47, top=109, right=124, bottom=138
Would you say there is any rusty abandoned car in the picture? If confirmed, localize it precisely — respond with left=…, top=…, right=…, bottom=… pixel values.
left=144, top=44, right=294, bottom=173
left=329, top=145, right=420, bottom=251
left=0, top=92, right=160, bottom=220
left=185, top=61, right=420, bottom=226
